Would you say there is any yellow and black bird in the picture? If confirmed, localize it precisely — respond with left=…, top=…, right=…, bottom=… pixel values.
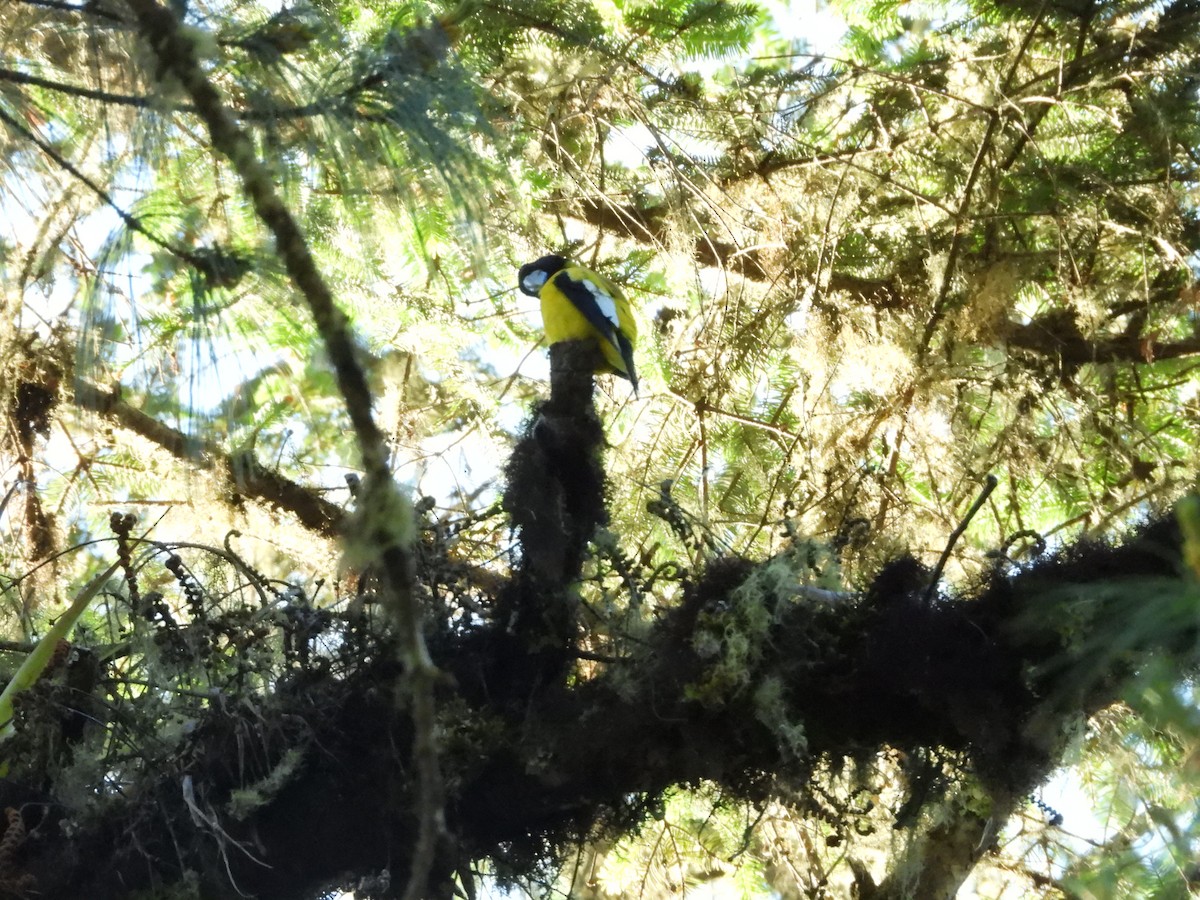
left=519, top=254, right=638, bottom=394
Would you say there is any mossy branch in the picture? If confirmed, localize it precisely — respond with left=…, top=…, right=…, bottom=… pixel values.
left=120, top=3, right=442, bottom=895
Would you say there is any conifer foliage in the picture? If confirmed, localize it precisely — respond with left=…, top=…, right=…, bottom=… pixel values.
left=1, top=0, right=1198, bottom=897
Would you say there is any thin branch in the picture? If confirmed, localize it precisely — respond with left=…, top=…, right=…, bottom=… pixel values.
left=919, top=6, right=1047, bottom=361
left=0, top=103, right=203, bottom=269
left=873, top=10, right=1045, bottom=534
left=999, top=7, right=1095, bottom=172
left=0, top=62, right=354, bottom=123
left=0, top=66, right=152, bottom=108
left=925, top=474, right=998, bottom=604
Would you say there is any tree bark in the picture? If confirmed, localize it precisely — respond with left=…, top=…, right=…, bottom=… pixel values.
left=3, top=513, right=1191, bottom=898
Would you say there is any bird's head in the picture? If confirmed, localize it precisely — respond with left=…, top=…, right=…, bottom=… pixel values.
left=518, top=254, right=568, bottom=296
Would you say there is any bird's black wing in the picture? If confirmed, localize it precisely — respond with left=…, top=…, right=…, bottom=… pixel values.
left=551, top=270, right=622, bottom=351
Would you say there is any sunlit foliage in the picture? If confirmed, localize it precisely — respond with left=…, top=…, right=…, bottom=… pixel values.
left=1, top=0, right=1198, bottom=896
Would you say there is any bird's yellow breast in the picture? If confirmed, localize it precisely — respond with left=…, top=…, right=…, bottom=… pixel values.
left=539, top=269, right=636, bottom=378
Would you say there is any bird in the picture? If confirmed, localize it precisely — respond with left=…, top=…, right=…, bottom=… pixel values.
left=518, top=254, right=638, bottom=394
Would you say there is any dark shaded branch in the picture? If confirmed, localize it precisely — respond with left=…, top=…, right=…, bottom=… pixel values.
left=7, top=513, right=1192, bottom=898
left=14, top=0, right=128, bottom=22
left=0, top=64, right=362, bottom=124
left=1007, top=318, right=1200, bottom=369
left=74, top=381, right=345, bottom=535
left=562, top=195, right=769, bottom=279
left=925, top=474, right=998, bottom=603
left=0, top=66, right=152, bottom=107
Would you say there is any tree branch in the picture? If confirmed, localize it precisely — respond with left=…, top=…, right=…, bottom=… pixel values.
left=0, top=103, right=211, bottom=271
left=561, top=195, right=769, bottom=279
left=1006, top=318, right=1200, bottom=370
left=5, top=512, right=1190, bottom=898
left=14, top=0, right=127, bottom=23
left=120, top=6, right=441, bottom=895
left=73, top=380, right=346, bottom=535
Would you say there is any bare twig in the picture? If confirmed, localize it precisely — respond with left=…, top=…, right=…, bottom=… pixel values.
left=924, top=474, right=999, bottom=604
left=918, top=6, right=1046, bottom=360
left=0, top=104, right=203, bottom=268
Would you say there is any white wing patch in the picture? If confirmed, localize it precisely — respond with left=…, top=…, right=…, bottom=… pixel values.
left=580, top=278, right=620, bottom=329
